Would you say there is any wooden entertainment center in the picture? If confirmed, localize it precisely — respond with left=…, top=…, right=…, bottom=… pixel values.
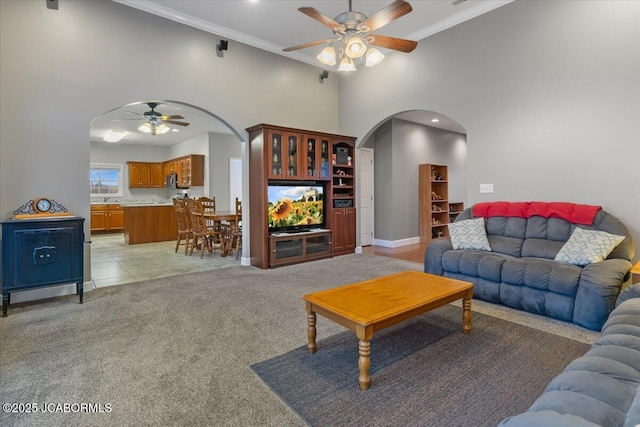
left=247, top=124, right=356, bottom=269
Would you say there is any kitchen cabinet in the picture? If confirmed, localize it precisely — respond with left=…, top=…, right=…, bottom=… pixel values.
left=127, top=162, right=162, bottom=188
left=150, top=163, right=164, bottom=188
left=90, top=204, right=124, bottom=232
left=130, top=156, right=203, bottom=188
left=124, top=205, right=177, bottom=244
left=163, top=155, right=204, bottom=187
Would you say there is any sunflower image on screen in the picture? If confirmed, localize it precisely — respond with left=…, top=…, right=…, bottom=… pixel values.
left=267, top=183, right=324, bottom=232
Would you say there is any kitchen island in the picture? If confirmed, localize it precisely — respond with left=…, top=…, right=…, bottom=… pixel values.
left=122, top=203, right=177, bottom=245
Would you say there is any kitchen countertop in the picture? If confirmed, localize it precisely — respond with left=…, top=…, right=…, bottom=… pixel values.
left=119, top=202, right=173, bottom=207
left=91, top=201, right=173, bottom=207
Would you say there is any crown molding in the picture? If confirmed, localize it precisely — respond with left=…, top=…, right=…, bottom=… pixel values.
left=114, top=0, right=515, bottom=70
left=407, top=0, right=515, bottom=42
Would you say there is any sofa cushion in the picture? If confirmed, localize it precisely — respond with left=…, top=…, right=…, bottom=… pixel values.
left=524, top=216, right=574, bottom=242
left=625, top=387, right=640, bottom=427
left=521, top=238, right=564, bottom=259
left=555, top=227, right=625, bottom=266
left=528, top=390, right=625, bottom=427
left=448, top=218, right=492, bottom=251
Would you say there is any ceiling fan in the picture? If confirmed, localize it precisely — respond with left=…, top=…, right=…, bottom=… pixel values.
left=113, top=102, right=190, bottom=135
left=283, top=0, right=417, bottom=71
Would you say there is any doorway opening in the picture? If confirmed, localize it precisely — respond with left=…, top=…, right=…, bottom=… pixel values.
left=89, top=100, right=244, bottom=288
left=357, top=110, right=467, bottom=262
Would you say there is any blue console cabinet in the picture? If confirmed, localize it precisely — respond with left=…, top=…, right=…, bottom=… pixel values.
left=1, top=216, right=85, bottom=316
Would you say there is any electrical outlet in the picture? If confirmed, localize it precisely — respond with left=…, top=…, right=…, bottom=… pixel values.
left=480, top=183, right=494, bottom=193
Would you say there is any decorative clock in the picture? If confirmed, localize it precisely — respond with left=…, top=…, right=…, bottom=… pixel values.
left=12, top=198, right=74, bottom=219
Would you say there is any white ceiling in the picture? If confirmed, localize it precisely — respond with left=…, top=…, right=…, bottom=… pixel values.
left=91, top=101, right=234, bottom=146
left=94, top=1, right=512, bottom=145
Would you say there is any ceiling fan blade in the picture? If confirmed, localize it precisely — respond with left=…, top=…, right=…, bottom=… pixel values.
left=164, top=120, right=190, bottom=127
left=361, top=0, right=412, bottom=32
left=160, top=115, right=185, bottom=120
left=369, top=34, right=417, bottom=53
left=112, top=118, right=142, bottom=121
left=283, top=39, right=329, bottom=52
left=298, top=7, right=346, bottom=32
left=125, top=111, right=141, bottom=116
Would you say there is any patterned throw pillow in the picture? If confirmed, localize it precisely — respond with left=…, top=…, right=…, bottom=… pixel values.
left=448, top=218, right=492, bottom=251
left=554, top=227, right=625, bottom=266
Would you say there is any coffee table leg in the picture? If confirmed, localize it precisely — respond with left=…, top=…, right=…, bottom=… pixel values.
left=358, top=340, right=371, bottom=389
left=356, top=324, right=373, bottom=390
left=463, top=295, right=472, bottom=335
left=307, top=310, right=317, bottom=354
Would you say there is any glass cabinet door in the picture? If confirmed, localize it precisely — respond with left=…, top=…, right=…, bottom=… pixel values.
left=306, top=137, right=317, bottom=178
left=287, top=134, right=299, bottom=178
left=320, top=138, right=330, bottom=180
left=269, top=133, right=283, bottom=178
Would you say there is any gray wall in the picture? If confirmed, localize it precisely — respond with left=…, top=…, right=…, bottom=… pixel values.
left=207, top=133, right=243, bottom=212
left=373, top=119, right=467, bottom=242
left=0, top=0, right=339, bottom=279
left=339, top=0, right=640, bottom=262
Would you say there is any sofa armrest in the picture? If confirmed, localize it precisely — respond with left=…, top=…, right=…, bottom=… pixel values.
left=424, top=238, right=453, bottom=276
left=573, top=258, right=632, bottom=331
left=616, top=283, right=640, bottom=307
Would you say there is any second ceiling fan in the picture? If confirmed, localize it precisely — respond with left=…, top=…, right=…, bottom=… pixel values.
left=283, top=0, right=417, bottom=71
left=114, top=102, right=190, bottom=136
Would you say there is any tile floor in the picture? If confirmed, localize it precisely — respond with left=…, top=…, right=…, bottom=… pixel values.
left=90, top=233, right=240, bottom=288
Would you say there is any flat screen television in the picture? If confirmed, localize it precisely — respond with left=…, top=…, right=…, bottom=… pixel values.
left=267, top=182, right=325, bottom=233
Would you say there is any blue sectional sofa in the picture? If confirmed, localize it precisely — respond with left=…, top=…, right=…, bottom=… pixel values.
left=424, top=202, right=634, bottom=331
left=498, top=285, right=640, bottom=426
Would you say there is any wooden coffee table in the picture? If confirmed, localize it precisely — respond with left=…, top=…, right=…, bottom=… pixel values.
left=304, top=270, right=473, bottom=390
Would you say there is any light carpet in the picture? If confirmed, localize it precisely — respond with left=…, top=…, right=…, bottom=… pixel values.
left=0, top=254, right=597, bottom=427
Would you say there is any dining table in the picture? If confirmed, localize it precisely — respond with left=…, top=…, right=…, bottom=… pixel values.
left=202, top=210, right=241, bottom=257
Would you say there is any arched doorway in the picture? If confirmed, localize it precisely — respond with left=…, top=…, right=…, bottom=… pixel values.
left=88, top=100, right=244, bottom=287
left=358, top=110, right=467, bottom=262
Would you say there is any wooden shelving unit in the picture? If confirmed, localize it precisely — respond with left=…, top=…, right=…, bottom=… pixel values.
left=247, top=124, right=357, bottom=269
left=419, top=164, right=462, bottom=244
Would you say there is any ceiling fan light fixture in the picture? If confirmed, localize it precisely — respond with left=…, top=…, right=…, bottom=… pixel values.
left=317, top=46, right=337, bottom=66
left=156, top=124, right=170, bottom=134
left=138, top=123, right=152, bottom=134
left=338, top=56, right=356, bottom=72
left=365, top=48, right=385, bottom=67
left=345, top=36, right=367, bottom=59
left=103, top=130, right=127, bottom=143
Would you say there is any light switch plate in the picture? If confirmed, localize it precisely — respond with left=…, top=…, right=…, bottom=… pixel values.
left=480, top=183, right=494, bottom=193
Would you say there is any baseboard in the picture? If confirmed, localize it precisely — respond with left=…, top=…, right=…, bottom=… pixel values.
left=372, top=237, right=421, bottom=248
left=8, top=281, right=92, bottom=305
left=240, top=256, right=251, bottom=266
left=355, top=246, right=363, bottom=254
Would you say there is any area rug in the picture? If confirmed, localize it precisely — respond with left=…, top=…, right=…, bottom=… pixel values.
left=251, top=304, right=590, bottom=427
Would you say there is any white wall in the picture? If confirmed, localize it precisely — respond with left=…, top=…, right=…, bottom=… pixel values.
left=169, top=132, right=209, bottom=198
left=90, top=141, right=172, bottom=201
left=339, top=0, right=640, bottom=263
left=0, top=0, right=339, bottom=280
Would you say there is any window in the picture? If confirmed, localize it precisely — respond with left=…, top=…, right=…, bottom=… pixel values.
left=90, top=163, right=123, bottom=197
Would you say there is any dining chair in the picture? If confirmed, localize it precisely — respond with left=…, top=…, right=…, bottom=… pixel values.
left=198, top=196, right=221, bottom=244
left=172, top=198, right=193, bottom=255
left=229, top=198, right=242, bottom=260
left=185, top=198, right=222, bottom=258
